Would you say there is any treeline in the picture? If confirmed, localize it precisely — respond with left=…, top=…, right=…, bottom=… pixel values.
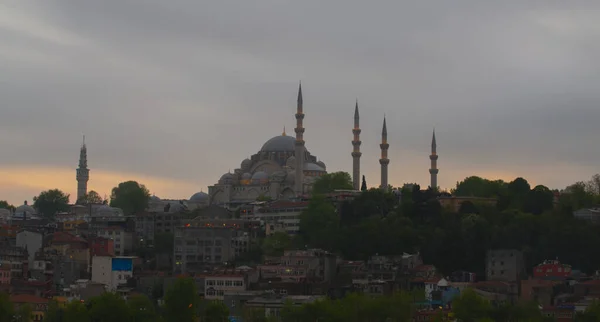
left=297, top=173, right=600, bottom=276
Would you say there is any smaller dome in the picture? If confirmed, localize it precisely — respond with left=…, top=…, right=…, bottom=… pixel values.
left=94, top=205, right=117, bottom=217
left=150, top=195, right=161, bottom=201
left=219, top=172, right=234, bottom=185
left=190, top=192, right=209, bottom=202
left=251, top=171, right=269, bottom=184
left=304, top=163, right=325, bottom=172
left=286, top=156, right=296, bottom=169
left=166, top=201, right=187, bottom=213
left=241, top=158, right=252, bottom=171
left=241, top=173, right=252, bottom=180
left=316, top=161, right=326, bottom=170
left=15, top=202, right=36, bottom=215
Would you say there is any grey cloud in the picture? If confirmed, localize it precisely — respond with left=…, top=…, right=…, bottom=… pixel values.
left=1, top=0, right=600, bottom=198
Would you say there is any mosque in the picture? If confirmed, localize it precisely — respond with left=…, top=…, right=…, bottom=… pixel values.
left=72, top=83, right=439, bottom=209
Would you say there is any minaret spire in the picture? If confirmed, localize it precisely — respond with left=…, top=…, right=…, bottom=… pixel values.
left=76, top=135, right=90, bottom=202
left=294, top=82, right=305, bottom=196
left=352, top=99, right=362, bottom=190
left=429, top=129, right=439, bottom=190
left=379, top=116, right=389, bottom=190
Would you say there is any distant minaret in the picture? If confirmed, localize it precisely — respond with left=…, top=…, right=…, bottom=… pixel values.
left=379, top=116, right=389, bottom=189
left=294, top=83, right=305, bottom=196
left=76, top=136, right=90, bottom=201
left=429, top=129, right=438, bottom=190
left=351, top=100, right=362, bottom=190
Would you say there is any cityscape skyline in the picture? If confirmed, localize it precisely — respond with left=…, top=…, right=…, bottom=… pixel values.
left=1, top=1, right=599, bottom=205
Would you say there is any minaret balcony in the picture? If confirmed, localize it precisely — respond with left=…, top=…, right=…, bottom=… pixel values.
left=430, top=155, right=438, bottom=160
left=379, top=143, right=389, bottom=149
left=351, top=152, right=362, bottom=158
left=379, top=159, right=390, bottom=165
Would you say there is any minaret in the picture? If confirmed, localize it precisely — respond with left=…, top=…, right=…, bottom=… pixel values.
left=76, top=136, right=90, bottom=201
left=352, top=100, right=362, bottom=190
left=379, top=116, right=389, bottom=189
left=429, top=129, right=439, bottom=190
left=294, top=83, right=305, bottom=196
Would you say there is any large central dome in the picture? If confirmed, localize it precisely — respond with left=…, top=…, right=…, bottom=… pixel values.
left=261, top=135, right=296, bottom=152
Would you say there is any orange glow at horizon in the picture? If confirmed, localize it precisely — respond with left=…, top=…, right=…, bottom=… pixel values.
left=0, top=166, right=201, bottom=205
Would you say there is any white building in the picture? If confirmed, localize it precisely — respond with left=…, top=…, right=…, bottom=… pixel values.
left=204, top=273, right=247, bottom=300
left=16, top=230, right=43, bottom=263
left=91, top=256, right=135, bottom=291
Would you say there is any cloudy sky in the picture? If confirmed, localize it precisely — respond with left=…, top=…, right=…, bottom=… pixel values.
left=1, top=1, right=599, bottom=205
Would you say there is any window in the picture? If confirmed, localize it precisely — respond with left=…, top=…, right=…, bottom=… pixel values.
left=231, top=300, right=236, bottom=308
left=225, top=280, right=233, bottom=286
left=500, top=270, right=504, bottom=275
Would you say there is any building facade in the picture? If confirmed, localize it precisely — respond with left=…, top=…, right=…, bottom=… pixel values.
left=91, top=256, right=135, bottom=291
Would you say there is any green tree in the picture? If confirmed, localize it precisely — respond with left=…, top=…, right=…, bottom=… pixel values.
left=163, top=277, right=199, bottom=322
left=299, top=195, right=339, bottom=250
left=261, top=232, right=291, bottom=256
left=110, top=181, right=151, bottom=215
left=0, top=292, right=14, bottom=322
left=13, top=304, right=32, bottom=322
left=577, top=299, right=600, bottom=321
left=361, top=175, right=367, bottom=191
left=88, top=292, right=130, bottom=322
left=0, top=201, right=14, bottom=211
left=202, top=301, right=229, bottom=322
left=33, top=189, right=70, bottom=218
left=452, top=288, right=492, bottom=322
left=311, top=171, right=353, bottom=195
left=128, top=294, right=157, bottom=322
left=64, top=300, right=89, bottom=322
left=523, top=185, right=554, bottom=215
left=77, top=190, right=105, bottom=205
left=453, top=176, right=507, bottom=198
left=45, top=300, right=64, bottom=322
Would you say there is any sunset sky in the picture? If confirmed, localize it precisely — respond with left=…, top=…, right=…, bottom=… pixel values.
left=1, top=1, right=599, bottom=206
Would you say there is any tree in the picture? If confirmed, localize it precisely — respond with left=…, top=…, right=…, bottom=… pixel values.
left=45, top=300, right=64, bottom=322
left=110, top=181, right=151, bottom=215
left=451, top=288, right=492, bottom=322
left=33, top=189, right=70, bottom=218
left=13, top=304, right=32, bottom=322
left=87, top=292, right=130, bottom=322
left=311, top=172, right=353, bottom=195
left=0, top=201, right=14, bottom=211
left=299, top=195, right=339, bottom=250
left=64, top=300, right=89, bottom=322
left=128, top=294, right=157, bottom=322
left=163, top=277, right=200, bottom=322
left=0, top=292, right=14, bottom=322
left=77, top=190, right=105, bottom=205
left=202, top=301, right=229, bottom=322
left=361, top=175, right=367, bottom=191
left=453, top=176, right=506, bottom=198
left=261, top=232, right=291, bottom=256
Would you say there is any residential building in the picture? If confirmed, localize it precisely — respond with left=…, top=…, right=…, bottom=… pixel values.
left=204, top=272, right=247, bottom=300
left=280, top=249, right=338, bottom=282
left=573, top=208, right=600, bottom=224
left=16, top=230, right=43, bottom=264
left=96, top=226, right=133, bottom=256
left=248, top=201, right=309, bottom=235
left=10, top=294, right=49, bottom=322
left=0, top=245, right=27, bottom=279
left=486, top=249, right=524, bottom=282
left=91, top=255, right=135, bottom=291
left=244, top=294, right=322, bottom=319
left=134, top=211, right=188, bottom=241
left=0, top=263, right=10, bottom=285
left=89, top=236, right=114, bottom=257
left=173, top=218, right=261, bottom=273
left=533, top=260, right=572, bottom=279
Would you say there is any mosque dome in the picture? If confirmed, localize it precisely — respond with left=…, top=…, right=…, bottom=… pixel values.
left=241, top=158, right=252, bottom=171
left=190, top=192, right=209, bottom=202
left=316, top=161, right=326, bottom=170
left=305, top=163, right=325, bottom=172
left=251, top=171, right=269, bottom=184
left=150, top=195, right=161, bottom=202
left=219, top=172, right=234, bottom=185
left=261, top=135, right=296, bottom=153
left=167, top=201, right=187, bottom=213
left=15, top=202, right=36, bottom=215
left=286, top=156, right=296, bottom=169
left=94, top=205, right=116, bottom=217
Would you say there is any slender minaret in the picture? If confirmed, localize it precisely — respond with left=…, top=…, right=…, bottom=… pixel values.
left=351, top=100, right=362, bottom=190
left=76, top=135, right=90, bottom=201
left=379, top=116, right=389, bottom=189
left=294, top=83, right=305, bottom=196
left=429, top=129, right=438, bottom=190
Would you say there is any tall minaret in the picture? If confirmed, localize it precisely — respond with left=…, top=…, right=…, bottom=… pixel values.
left=379, top=116, right=389, bottom=189
left=294, top=83, right=305, bottom=196
left=352, top=100, right=362, bottom=190
left=429, top=129, right=438, bottom=190
left=76, top=136, right=90, bottom=201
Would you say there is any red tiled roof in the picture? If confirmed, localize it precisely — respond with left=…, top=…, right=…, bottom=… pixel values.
left=51, top=231, right=87, bottom=244
left=10, top=294, right=49, bottom=304
left=412, top=265, right=435, bottom=272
